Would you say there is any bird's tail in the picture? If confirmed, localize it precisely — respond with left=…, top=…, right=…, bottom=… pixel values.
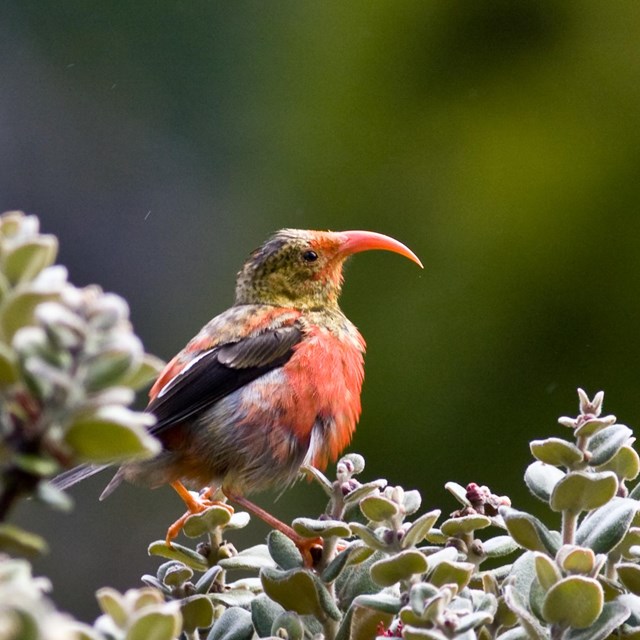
left=51, top=464, right=109, bottom=491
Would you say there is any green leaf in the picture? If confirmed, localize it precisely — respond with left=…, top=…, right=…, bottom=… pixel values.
left=503, top=584, right=547, bottom=640
left=596, top=445, right=640, bottom=481
left=360, top=495, right=399, bottom=522
left=35, top=480, right=74, bottom=512
left=440, top=514, right=491, bottom=536
left=619, top=564, right=640, bottom=595
left=349, top=522, right=389, bottom=551
left=64, top=406, right=159, bottom=463
left=96, top=587, right=127, bottom=628
left=2, top=237, right=58, bottom=285
left=530, top=438, right=583, bottom=468
left=3, top=290, right=59, bottom=341
left=267, top=530, right=304, bottom=570
left=292, top=517, right=351, bottom=538
left=370, top=549, right=428, bottom=587
left=556, top=545, right=595, bottom=574
left=162, top=564, right=193, bottom=587
left=195, top=565, right=223, bottom=594
left=206, top=607, right=253, bottom=640
left=549, top=470, right=617, bottom=513
left=125, top=608, right=182, bottom=640
left=563, top=601, right=630, bottom=640
left=524, top=461, right=565, bottom=503
left=500, top=507, right=561, bottom=554
left=271, top=611, right=305, bottom=640
left=575, top=418, right=615, bottom=438
left=321, top=545, right=354, bottom=583
left=182, top=505, right=232, bottom=537
left=251, top=594, right=286, bottom=637
left=343, top=479, right=387, bottom=509
left=120, top=353, right=166, bottom=391
left=482, top=535, right=520, bottom=558
left=588, top=424, right=633, bottom=466
left=575, top=498, right=638, bottom=553
left=542, top=576, right=603, bottom=629
left=402, top=510, right=441, bottom=549
left=147, top=541, right=209, bottom=572
left=0, top=340, right=18, bottom=386
left=0, top=523, right=48, bottom=558
left=534, top=553, right=561, bottom=591
left=218, top=544, right=277, bottom=571
left=336, top=594, right=400, bottom=640
left=444, top=481, right=471, bottom=507
left=428, top=560, right=474, bottom=590
left=181, top=596, right=214, bottom=634
left=261, top=567, right=341, bottom=621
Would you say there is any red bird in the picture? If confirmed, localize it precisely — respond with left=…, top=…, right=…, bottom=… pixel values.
left=54, top=229, right=422, bottom=547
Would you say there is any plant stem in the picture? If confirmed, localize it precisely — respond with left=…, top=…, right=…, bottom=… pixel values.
left=562, top=510, right=578, bottom=545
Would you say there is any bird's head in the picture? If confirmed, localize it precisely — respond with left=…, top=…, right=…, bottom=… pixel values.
left=234, top=229, right=422, bottom=310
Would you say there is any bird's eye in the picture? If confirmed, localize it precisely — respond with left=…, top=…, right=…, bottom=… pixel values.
left=302, top=250, right=318, bottom=263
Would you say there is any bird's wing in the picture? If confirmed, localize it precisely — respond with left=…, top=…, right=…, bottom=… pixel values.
left=147, top=323, right=303, bottom=435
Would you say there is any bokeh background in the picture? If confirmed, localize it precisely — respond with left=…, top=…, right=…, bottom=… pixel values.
left=3, top=0, right=640, bottom=622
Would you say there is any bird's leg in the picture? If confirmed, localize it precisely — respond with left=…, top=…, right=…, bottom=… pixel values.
left=165, top=481, right=234, bottom=545
left=225, top=491, right=323, bottom=567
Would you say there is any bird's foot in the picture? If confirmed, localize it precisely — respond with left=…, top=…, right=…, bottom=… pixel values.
left=165, top=482, right=234, bottom=546
left=225, top=491, right=323, bottom=567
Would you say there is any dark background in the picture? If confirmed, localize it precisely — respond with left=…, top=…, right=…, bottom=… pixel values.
left=3, top=0, right=640, bottom=621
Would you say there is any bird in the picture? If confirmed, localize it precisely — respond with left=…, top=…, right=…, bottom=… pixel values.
left=53, top=229, right=422, bottom=553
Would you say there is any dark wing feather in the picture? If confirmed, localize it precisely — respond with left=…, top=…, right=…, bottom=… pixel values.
left=147, top=325, right=302, bottom=435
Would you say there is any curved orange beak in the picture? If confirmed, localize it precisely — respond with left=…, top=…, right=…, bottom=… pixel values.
left=337, top=230, right=423, bottom=269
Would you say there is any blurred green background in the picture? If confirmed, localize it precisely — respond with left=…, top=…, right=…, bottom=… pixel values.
left=3, top=0, right=640, bottom=622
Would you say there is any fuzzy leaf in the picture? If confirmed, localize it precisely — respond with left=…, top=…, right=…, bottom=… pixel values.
left=181, top=595, right=214, bottom=634
left=321, top=545, right=354, bottom=583
left=482, top=535, right=520, bottom=558
left=596, top=445, right=640, bottom=481
left=120, top=353, right=166, bottom=391
left=500, top=507, right=561, bottom=554
left=271, top=611, right=305, bottom=640
left=428, top=560, right=474, bottom=590
left=618, top=563, right=640, bottom=595
left=3, top=237, right=58, bottom=285
left=218, top=544, right=277, bottom=571
left=349, top=522, right=389, bottom=551
left=147, top=541, right=209, bottom=572
left=524, top=461, right=565, bottom=503
left=182, top=506, right=232, bottom=537
left=342, top=479, right=387, bottom=508
left=125, top=608, right=182, bottom=640
left=534, top=553, right=561, bottom=591
left=207, top=607, right=253, bottom=640
left=575, top=497, right=638, bottom=553
left=444, top=481, right=472, bottom=507
left=251, top=594, right=286, bottom=637
left=0, top=523, right=48, bottom=558
left=556, top=546, right=595, bottom=574
left=360, top=495, right=399, bottom=522
left=549, top=470, right=617, bottom=513
left=195, top=566, right=223, bottom=594
left=563, top=601, right=630, bottom=640
left=542, top=576, right=603, bottom=629
left=503, top=584, right=547, bottom=640
left=261, top=567, right=341, bottom=621
left=440, top=514, right=491, bottom=536
left=267, top=530, right=304, bottom=570
left=370, top=549, right=428, bottom=587
left=292, top=517, right=351, bottom=538
left=402, top=510, right=441, bottom=549
left=530, top=438, right=583, bottom=468
left=588, top=424, right=633, bottom=466
left=64, top=406, right=159, bottom=463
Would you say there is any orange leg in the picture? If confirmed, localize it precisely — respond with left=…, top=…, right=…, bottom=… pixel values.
left=225, top=492, right=323, bottom=567
left=165, top=481, right=234, bottom=545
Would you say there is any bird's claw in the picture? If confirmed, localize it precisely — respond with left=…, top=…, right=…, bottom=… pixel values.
left=165, top=484, right=234, bottom=546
